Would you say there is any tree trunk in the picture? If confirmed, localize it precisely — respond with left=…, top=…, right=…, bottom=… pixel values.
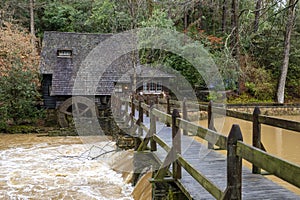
left=198, top=1, right=202, bottom=29
left=29, top=0, right=36, bottom=54
left=231, top=0, right=241, bottom=93
left=231, top=0, right=239, bottom=58
left=253, top=0, right=262, bottom=32
left=277, top=0, right=297, bottom=103
left=222, top=0, right=228, bottom=33
left=146, top=0, right=153, bottom=17
left=126, top=0, right=140, bottom=94
left=184, top=6, right=188, bottom=32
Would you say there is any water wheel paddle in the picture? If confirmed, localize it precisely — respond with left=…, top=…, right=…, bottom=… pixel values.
left=57, top=96, right=99, bottom=128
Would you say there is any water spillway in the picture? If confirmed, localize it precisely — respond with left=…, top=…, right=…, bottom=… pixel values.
left=0, top=134, right=134, bottom=200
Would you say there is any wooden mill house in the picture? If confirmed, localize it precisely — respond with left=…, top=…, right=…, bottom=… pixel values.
left=40, top=31, right=173, bottom=127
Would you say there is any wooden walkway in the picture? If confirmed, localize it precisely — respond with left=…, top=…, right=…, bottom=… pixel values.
left=132, top=112, right=300, bottom=199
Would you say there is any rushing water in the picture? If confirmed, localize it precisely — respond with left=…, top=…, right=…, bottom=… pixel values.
left=0, top=134, right=133, bottom=200
left=0, top=114, right=299, bottom=199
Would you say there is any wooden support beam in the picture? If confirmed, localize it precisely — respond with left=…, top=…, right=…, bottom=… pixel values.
left=252, top=106, right=262, bottom=174
left=150, top=104, right=157, bottom=151
left=138, top=100, right=143, bottom=124
left=177, top=156, right=224, bottom=199
left=149, top=177, right=174, bottom=183
left=237, top=141, right=300, bottom=188
left=166, top=95, right=171, bottom=127
left=131, top=94, right=135, bottom=117
left=258, top=115, right=300, bottom=132
left=208, top=101, right=215, bottom=149
left=135, top=100, right=143, bottom=150
left=154, top=147, right=175, bottom=180
left=182, top=98, right=188, bottom=135
left=223, top=124, right=243, bottom=200
left=172, top=109, right=182, bottom=180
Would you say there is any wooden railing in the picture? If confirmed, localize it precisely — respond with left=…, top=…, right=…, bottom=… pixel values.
left=163, top=99, right=300, bottom=173
left=115, top=96, right=300, bottom=199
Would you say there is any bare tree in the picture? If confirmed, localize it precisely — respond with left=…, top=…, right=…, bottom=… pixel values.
left=277, top=0, right=297, bottom=103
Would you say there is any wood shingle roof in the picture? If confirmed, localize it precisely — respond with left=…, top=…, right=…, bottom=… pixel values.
left=40, top=31, right=174, bottom=96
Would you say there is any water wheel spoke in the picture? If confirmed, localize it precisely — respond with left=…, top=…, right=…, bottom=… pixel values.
left=60, top=110, right=72, bottom=116
left=57, top=96, right=99, bottom=128
left=79, top=107, right=92, bottom=117
left=73, top=100, right=80, bottom=116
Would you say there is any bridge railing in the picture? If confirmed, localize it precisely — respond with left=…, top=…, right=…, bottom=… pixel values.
left=116, top=96, right=300, bottom=199
left=164, top=99, right=300, bottom=173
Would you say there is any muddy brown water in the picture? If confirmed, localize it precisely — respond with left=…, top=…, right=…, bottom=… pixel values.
left=0, top=134, right=134, bottom=200
left=1, top=114, right=299, bottom=199
left=197, top=115, right=300, bottom=195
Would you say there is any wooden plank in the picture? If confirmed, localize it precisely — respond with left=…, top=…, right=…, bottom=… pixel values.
left=177, top=155, right=224, bottom=199
left=153, top=135, right=171, bottom=152
left=226, top=109, right=253, bottom=121
left=137, top=129, right=151, bottom=152
left=149, top=177, right=175, bottom=183
left=141, top=102, right=150, bottom=112
left=152, top=108, right=172, bottom=125
left=120, top=97, right=130, bottom=103
left=154, top=147, right=175, bottom=179
left=167, top=100, right=300, bottom=132
left=133, top=99, right=139, bottom=106
left=140, top=122, right=149, bottom=133
left=237, top=141, right=300, bottom=188
left=178, top=118, right=228, bottom=149
left=258, top=115, right=300, bottom=132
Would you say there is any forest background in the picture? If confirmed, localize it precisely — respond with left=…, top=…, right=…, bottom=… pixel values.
left=0, top=0, right=299, bottom=126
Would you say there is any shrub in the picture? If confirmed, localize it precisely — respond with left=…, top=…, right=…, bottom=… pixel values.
left=0, top=63, right=43, bottom=125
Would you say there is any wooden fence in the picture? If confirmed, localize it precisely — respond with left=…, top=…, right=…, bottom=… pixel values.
left=114, top=96, right=300, bottom=199
left=169, top=99, right=300, bottom=174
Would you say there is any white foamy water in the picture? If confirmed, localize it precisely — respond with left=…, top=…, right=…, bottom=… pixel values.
left=0, top=140, right=133, bottom=200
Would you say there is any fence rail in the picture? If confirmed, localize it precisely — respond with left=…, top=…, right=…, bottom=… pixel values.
left=116, top=96, right=300, bottom=199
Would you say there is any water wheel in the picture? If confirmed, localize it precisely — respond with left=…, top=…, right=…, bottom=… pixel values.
left=57, top=96, right=99, bottom=128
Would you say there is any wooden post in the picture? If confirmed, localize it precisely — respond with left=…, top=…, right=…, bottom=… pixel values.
left=146, top=95, right=150, bottom=117
left=208, top=100, right=215, bottom=149
left=182, top=98, right=188, bottom=135
left=121, top=98, right=124, bottom=116
left=225, top=124, right=243, bottom=200
left=138, top=100, right=143, bottom=125
left=166, top=95, right=171, bottom=127
left=252, top=106, right=261, bottom=174
left=134, top=100, right=143, bottom=150
left=125, top=100, right=129, bottom=114
left=117, top=97, right=122, bottom=118
left=150, top=103, right=157, bottom=151
left=130, top=95, right=135, bottom=127
left=131, top=95, right=135, bottom=117
left=172, top=109, right=182, bottom=179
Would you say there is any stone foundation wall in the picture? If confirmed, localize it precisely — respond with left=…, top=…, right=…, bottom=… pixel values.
left=227, top=106, right=300, bottom=116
